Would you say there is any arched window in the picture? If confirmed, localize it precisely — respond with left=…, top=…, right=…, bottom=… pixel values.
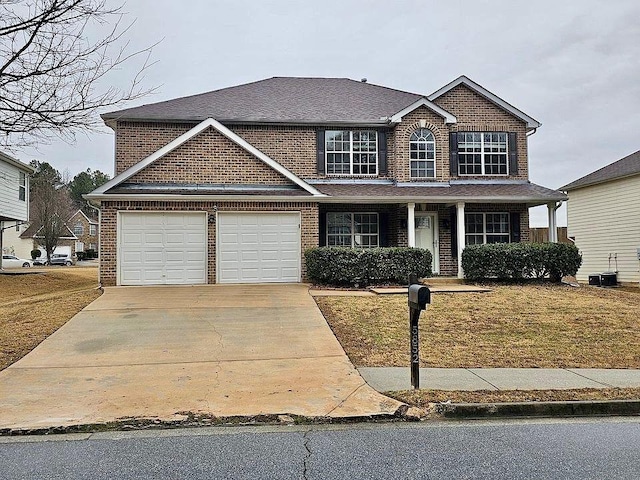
left=409, top=129, right=435, bottom=178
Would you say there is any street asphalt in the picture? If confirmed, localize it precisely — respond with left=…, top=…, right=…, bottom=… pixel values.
left=1, top=419, right=639, bottom=479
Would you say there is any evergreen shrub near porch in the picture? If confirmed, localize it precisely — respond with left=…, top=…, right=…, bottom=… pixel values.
left=461, top=243, right=582, bottom=282
left=305, top=247, right=432, bottom=287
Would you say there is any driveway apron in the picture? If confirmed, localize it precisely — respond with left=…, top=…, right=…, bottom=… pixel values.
left=0, top=284, right=401, bottom=430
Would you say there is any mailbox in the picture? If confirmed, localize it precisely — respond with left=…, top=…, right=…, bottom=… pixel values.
left=408, top=284, right=431, bottom=310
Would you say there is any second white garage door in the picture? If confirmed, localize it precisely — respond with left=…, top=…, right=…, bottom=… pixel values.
left=119, top=212, right=207, bottom=286
left=217, top=212, right=301, bottom=283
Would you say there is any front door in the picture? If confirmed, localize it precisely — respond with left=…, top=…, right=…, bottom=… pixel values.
left=415, top=213, right=439, bottom=273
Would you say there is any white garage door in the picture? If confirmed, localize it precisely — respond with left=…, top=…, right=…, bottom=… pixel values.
left=218, top=212, right=300, bottom=283
left=118, top=212, right=207, bottom=285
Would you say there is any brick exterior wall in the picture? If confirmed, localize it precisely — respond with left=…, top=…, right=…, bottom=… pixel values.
left=432, top=84, right=529, bottom=180
left=99, top=200, right=318, bottom=286
left=114, top=84, right=529, bottom=183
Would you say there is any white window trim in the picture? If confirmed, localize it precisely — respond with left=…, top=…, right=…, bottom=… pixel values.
left=18, top=172, right=26, bottom=201
left=464, top=212, right=510, bottom=245
left=326, top=212, right=380, bottom=248
left=458, top=132, right=509, bottom=177
left=325, top=130, right=378, bottom=177
left=73, top=224, right=84, bottom=236
left=89, top=225, right=97, bottom=236
left=409, top=129, right=437, bottom=179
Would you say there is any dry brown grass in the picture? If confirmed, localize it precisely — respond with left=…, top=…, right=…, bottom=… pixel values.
left=315, top=284, right=640, bottom=368
left=388, top=387, right=640, bottom=405
left=0, top=267, right=101, bottom=370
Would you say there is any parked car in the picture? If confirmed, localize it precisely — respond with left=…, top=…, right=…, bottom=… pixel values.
left=47, top=253, right=75, bottom=266
left=2, top=254, right=33, bottom=268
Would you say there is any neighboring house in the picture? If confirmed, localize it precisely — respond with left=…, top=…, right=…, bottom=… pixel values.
left=68, top=209, right=99, bottom=255
left=87, top=76, right=566, bottom=286
left=2, top=221, right=33, bottom=259
left=20, top=223, right=78, bottom=258
left=562, top=150, right=640, bottom=284
left=0, top=151, right=34, bottom=266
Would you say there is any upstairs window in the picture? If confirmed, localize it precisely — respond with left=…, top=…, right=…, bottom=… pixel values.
left=327, top=212, right=379, bottom=248
left=18, top=172, right=26, bottom=201
left=458, top=132, right=508, bottom=175
left=409, top=129, right=436, bottom=178
left=465, top=213, right=510, bottom=245
left=89, top=224, right=97, bottom=236
left=73, top=223, right=84, bottom=236
left=326, top=130, right=377, bottom=175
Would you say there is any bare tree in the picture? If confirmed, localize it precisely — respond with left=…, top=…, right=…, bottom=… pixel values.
left=0, top=0, right=156, bottom=148
left=29, top=160, right=74, bottom=263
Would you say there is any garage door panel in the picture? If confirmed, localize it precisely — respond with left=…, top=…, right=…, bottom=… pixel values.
left=218, top=212, right=300, bottom=284
left=119, top=212, right=207, bottom=286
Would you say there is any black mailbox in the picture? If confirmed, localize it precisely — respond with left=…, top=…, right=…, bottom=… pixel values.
left=408, top=284, right=430, bottom=310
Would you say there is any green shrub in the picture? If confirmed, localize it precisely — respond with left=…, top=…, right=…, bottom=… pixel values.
left=31, top=249, right=41, bottom=260
left=76, top=251, right=86, bottom=261
left=461, top=243, right=582, bottom=282
left=305, top=247, right=432, bottom=287
left=85, top=248, right=97, bottom=259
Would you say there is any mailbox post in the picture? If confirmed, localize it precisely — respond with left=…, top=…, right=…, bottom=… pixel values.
left=408, top=278, right=430, bottom=389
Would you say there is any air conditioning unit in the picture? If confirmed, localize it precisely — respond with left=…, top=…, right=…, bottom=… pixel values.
left=601, top=272, right=618, bottom=287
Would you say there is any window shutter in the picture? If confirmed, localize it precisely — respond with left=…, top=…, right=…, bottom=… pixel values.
left=510, top=212, right=521, bottom=243
left=508, top=132, right=518, bottom=175
left=316, top=129, right=326, bottom=175
left=379, top=212, right=390, bottom=247
left=449, top=132, right=460, bottom=176
left=318, top=212, right=326, bottom=247
left=450, top=207, right=458, bottom=258
left=378, top=130, right=387, bottom=175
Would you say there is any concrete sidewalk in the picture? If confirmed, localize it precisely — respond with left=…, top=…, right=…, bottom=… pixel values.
left=358, top=367, right=640, bottom=392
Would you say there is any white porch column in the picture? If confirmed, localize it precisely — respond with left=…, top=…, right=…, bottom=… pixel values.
left=407, top=202, right=416, bottom=247
left=456, top=202, right=465, bottom=279
left=547, top=202, right=558, bottom=243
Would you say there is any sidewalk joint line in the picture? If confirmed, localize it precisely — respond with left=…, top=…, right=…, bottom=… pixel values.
left=10, top=355, right=347, bottom=370
left=562, top=368, right=615, bottom=388
left=466, top=368, right=501, bottom=390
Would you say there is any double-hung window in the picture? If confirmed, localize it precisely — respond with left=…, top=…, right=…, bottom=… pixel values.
left=73, top=224, right=84, bottom=236
left=465, top=213, right=510, bottom=245
left=409, top=128, right=436, bottom=178
left=458, top=132, right=508, bottom=175
left=18, top=172, right=26, bottom=201
left=327, top=213, right=379, bottom=248
left=89, top=224, right=97, bottom=236
left=326, top=130, right=377, bottom=175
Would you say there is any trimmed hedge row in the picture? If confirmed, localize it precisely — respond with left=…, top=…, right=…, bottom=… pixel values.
left=461, top=243, right=582, bottom=282
left=305, top=247, right=432, bottom=287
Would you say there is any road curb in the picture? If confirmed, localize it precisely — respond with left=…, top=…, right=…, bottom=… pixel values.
left=434, top=399, right=640, bottom=419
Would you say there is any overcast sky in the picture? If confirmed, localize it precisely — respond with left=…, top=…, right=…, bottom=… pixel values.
left=16, top=0, right=640, bottom=226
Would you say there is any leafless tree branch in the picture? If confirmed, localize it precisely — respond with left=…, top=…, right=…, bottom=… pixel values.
left=0, top=0, right=158, bottom=148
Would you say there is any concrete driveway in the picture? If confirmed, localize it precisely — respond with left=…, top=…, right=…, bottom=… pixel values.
left=0, top=284, right=401, bottom=430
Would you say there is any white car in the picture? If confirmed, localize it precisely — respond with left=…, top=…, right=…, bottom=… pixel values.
left=2, top=254, right=33, bottom=268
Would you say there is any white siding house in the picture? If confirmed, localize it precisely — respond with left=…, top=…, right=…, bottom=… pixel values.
left=0, top=151, right=33, bottom=223
left=562, top=150, right=640, bottom=285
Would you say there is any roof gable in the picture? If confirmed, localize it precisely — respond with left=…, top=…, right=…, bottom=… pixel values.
left=561, top=149, right=640, bottom=191
left=90, top=118, right=324, bottom=197
left=428, top=76, right=541, bottom=129
left=389, top=98, right=456, bottom=124
left=69, top=209, right=97, bottom=224
left=0, top=151, right=35, bottom=173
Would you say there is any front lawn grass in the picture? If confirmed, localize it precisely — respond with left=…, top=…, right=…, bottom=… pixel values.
left=315, top=284, right=640, bottom=368
left=0, top=267, right=101, bottom=370
left=388, top=387, right=640, bottom=405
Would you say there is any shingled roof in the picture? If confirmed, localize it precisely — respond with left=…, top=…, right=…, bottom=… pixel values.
left=561, top=149, right=640, bottom=191
left=101, top=77, right=424, bottom=124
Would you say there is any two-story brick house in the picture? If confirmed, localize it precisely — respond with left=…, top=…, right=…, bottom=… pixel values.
left=68, top=209, right=99, bottom=256
left=87, top=76, right=566, bottom=286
